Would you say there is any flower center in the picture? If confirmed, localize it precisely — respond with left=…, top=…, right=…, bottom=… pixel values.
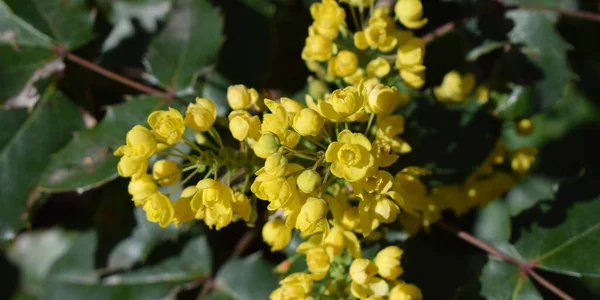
left=338, top=144, right=362, bottom=166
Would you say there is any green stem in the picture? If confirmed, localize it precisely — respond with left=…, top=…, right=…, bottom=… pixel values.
left=313, top=156, right=325, bottom=171
left=364, top=113, right=375, bottom=136
left=155, top=152, right=190, bottom=160
left=281, top=145, right=318, bottom=161
left=182, top=164, right=200, bottom=172
left=182, top=135, right=203, bottom=154
left=318, top=166, right=331, bottom=197
left=349, top=7, right=361, bottom=31
left=208, top=127, right=224, bottom=149
left=167, top=168, right=200, bottom=195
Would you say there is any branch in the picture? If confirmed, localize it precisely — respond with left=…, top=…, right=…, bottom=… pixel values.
left=54, top=47, right=174, bottom=99
left=509, top=4, right=600, bottom=23
left=438, top=221, right=574, bottom=300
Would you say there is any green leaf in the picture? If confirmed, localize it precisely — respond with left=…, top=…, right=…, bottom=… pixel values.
left=480, top=259, right=542, bottom=300
left=505, top=176, right=558, bottom=216
left=146, top=0, right=223, bottom=91
left=213, top=253, right=279, bottom=300
left=38, top=95, right=164, bottom=193
left=0, top=84, right=84, bottom=241
left=515, top=197, right=600, bottom=277
left=3, top=0, right=95, bottom=48
left=474, top=199, right=512, bottom=245
left=505, top=0, right=574, bottom=111
left=107, top=208, right=178, bottom=270
left=0, top=107, right=28, bottom=145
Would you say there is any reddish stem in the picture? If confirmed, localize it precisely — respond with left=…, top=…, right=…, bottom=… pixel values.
left=529, top=270, right=574, bottom=300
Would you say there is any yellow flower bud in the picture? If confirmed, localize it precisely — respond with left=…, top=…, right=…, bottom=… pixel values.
left=318, top=85, right=367, bottom=122
left=511, top=147, right=536, bottom=174
left=293, top=108, right=324, bottom=137
left=232, top=192, right=252, bottom=222
left=117, top=156, right=148, bottom=178
left=297, top=169, right=321, bottom=193
left=350, top=258, right=378, bottom=284
left=173, top=186, right=197, bottom=227
left=253, top=133, right=280, bottom=159
left=280, top=272, right=314, bottom=295
left=329, top=50, right=358, bottom=77
left=128, top=173, right=157, bottom=206
left=148, top=108, right=185, bottom=145
left=116, top=125, right=157, bottom=160
left=309, top=0, right=345, bottom=40
left=400, top=70, right=425, bottom=89
left=265, top=152, right=288, bottom=178
left=185, top=97, right=217, bottom=132
left=228, top=110, right=261, bottom=141
left=296, top=197, right=328, bottom=233
left=191, top=179, right=234, bottom=230
left=389, top=283, right=422, bottom=300
left=396, top=37, right=425, bottom=70
left=306, top=247, right=330, bottom=280
left=152, top=159, right=181, bottom=186
left=366, top=58, right=391, bottom=78
left=302, top=34, right=335, bottom=62
left=325, top=130, right=375, bottom=182
left=516, top=119, right=534, bottom=136
left=143, top=192, right=174, bottom=228
left=366, top=84, right=404, bottom=115
left=374, top=246, right=404, bottom=280
left=227, top=84, right=259, bottom=110
left=351, top=277, right=389, bottom=299
left=434, top=71, right=476, bottom=104
left=262, top=219, right=293, bottom=251
left=395, top=0, right=428, bottom=29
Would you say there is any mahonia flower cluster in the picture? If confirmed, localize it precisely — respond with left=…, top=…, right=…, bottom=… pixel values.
left=302, top=0, right=428, bottom=90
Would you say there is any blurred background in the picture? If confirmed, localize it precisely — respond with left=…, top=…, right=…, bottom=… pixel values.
left=1, top=0, right=600, bottom=299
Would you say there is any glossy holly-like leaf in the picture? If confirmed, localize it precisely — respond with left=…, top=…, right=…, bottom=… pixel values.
left=38, top=95, right=164, bottom=193
left=107, top=208, right=178, bottom=270
left=0, top=84, right=84, bottom=242
left=515, top=197, right=600, bottom=277
left=505, top=176, right=558, bottom=216
left=480, top=259, right=542, bottom=300
left=474, top=199, right=512, bottom=245
left=212, top=253, right=279, bottom=300
left=504, top=0, right=574, bottom=113
left=146, top=0, right=223, bottom=91
left=0, top=107, right=28, bottom=145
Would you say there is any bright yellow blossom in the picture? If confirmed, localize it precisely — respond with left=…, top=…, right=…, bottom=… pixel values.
left=172, top=186, right=197, bottom=227
left=395, top=0, right=428, bottom=29
left=375, top=246, right=404, bottom=280
left=366, top=58, right=391, bottom=78
left=114, top=125, right=157, bottom=160
left=117, top=156, right=148, bottom=178
left=232, top=192, right=252, bottom=222
left=376, top=115, right=412, bottom=153
left=293, top=108, right=324, bottom=137
left=400, top=70, right=426, bottom=89
left=350, top=258, right=378, bottom=284
left=328, top=50, right=359, bottom=77
left=296, top=197, right=329, bottom=234
left=228, top=110, right=261, bottom=141
left=148, top=108, right=185, bottom=145
left=306, top=247, right=330, bottom=279
left=143, top=192, right=174, bottom=228
left=297, top=170, right=321, bottom=194
left=152, top=159, right=181, bottom=186
left=185, top=98, right=217, bottom=132
left=191, top=179, right=235, bottom=230
left=351, top=277, right=389, bottom=299
left=396, top=37, right=426, bottom=71
left=366, top=84, right=405, bottom=115
left=516, top=119, right=534, bottom=136
left=326, top=130, right=375, bottom=182
left=309, top=0, right=345, bottom=40
left=434, top=71, right=476, bottom=104
left=253, top=133, right=280, bottom=159
left=302, top=34, right=336, bottom=62
left=511, top=146, right=536, bottom=173
left=227, top=84, right=259, bottom=110
left=389, top=282, right=422, bottom=300
left=128, top=173, right=158, bottom=206
left=263, top=219, right=293, bottom=251
left=265, top=152, right=288, bottom=178
left=355, top=18, right=397, bottom=52
left=318, top=85, right=367, bottom=122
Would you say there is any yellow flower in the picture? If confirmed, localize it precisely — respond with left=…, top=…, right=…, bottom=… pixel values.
left=325, top=130, right=375, bottom=182
left=297, top=170, right=321, bottom=194
left=265, top=152, right=288, bottom=178
left=318, top=85, right=366, bottom=122
left=228, top=110, right=261, bottom=141
left=191, top=179, right=234, bottom=230
left=511, top=147, right=536, bottom=173
left=173, top=186, right=197, bottom=227
left=293, top=108, right=324, bottom=137
left=376, top=115, right=412, bottom=153
left=352, top=169, right=394, bottom=194
left=374, top=246, right=404, bottom=280
left=476, top=85, right=490, bottom=104
left=148, top=108, right=185, bottom=145
left=351, top=277, right=389, bottom=299
left=366, top=58, right=391, bottom=78
left=227, top=84, right=259, bottom=110
left=359, top=193, right=399, bottom=236
left=396, top=37, right=425, bottom=71
left=280, top=97, right=305, bottom=119
left=114, top=125, right=157, bottom=160
left=143, top=192, right=174, bottom=228
left=306, top=247, right=330, bottom=280
left=117, top=156, right=148, bottom=178
left=262, top=100, right=299, bottom=148
left=128, top=173, right=157, bottom=206
left=152, top=159, right=181, bottom=186
left=371, top=139, right=399, bottom=167
left=185, top=97, right=217, bottom=132
left=296, top=197, right=329, bottom=234
left=343, top=68, right=366, bottom=85
left=273, top=272, right=314, bottom=300
left=516, top=119, right=534, bottom=136
left=263, top=219, right=293, bottom=252
left=434, top=71, right=476, bottom=104
left=322, top=223, right=362, bottom=258
left=389, top=283, right=422, bottom=300
left=302, top=34, right=335, bottom=62
left=395, top=0, right=428, bottom=29
left=232, top=192, right=252, bottom=222
left=354, top=18, right=397, bottom=52
left=328, top=50, right=358, bottom=77
left=350, top=258, right=378, bottom=284
left=309, top=0, right=345, bottom=40
left=366, top=84, right=406, bottom=115
left=400, top=70, right=425, bottom=89
left=253, top=133, right=281, bottom=159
